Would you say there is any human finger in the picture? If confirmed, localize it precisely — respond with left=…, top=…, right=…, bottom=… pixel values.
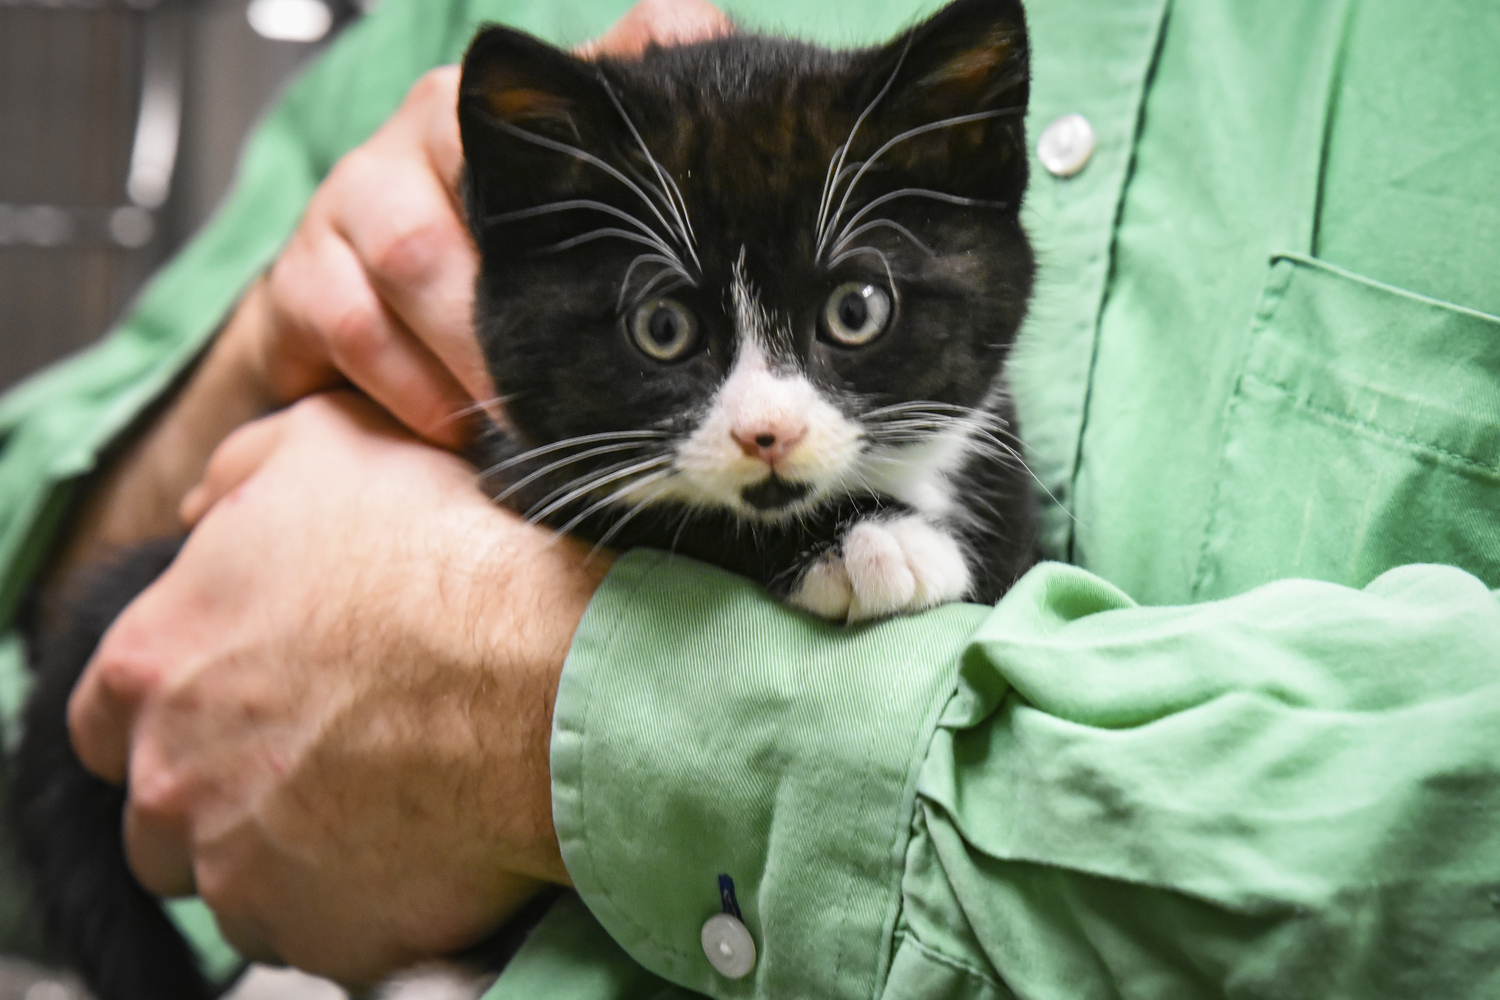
left=297, top=70, right=491, bottom=434
left=415, top=65, right=465, bottom=200
left=331, top=120, right=491, bottom=415
left=575, top=0, right=732, bottom=60
left=267, top=217, right=475, bottom=446
left=68, top=606, right=164, bottom=784
left=179, top=409, right=288, bottom=525
left=122, top=770, right=197, bottom=898
left=212, top=912, right=280, bottom=967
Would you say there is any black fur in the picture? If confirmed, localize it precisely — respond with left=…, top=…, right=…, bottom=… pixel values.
left=10, top=540, right=214, bottom=1000
left=11, top=2, right=1038, bottom=996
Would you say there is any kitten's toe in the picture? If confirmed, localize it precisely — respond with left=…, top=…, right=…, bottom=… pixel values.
left=787, top=517, right=971, bottom=622
left=375, top=963, right=495, bottom=1000
left=843, top=521, right=917, bottom=620
left=845, top=517, right=971, bottom=621
left=887, top=517, right=972, bottom=607
left=787, top=553, right=853, bottom=619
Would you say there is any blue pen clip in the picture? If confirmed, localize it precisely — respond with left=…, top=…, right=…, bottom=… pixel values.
left=717, top=873, right=743, bottom=920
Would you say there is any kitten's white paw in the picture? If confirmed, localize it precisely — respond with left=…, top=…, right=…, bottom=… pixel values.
left=788, top=553, right=854, bottom=619
left=787, top=516, right=971, bottom=622
left=375, top=963, right=494, bottom=1000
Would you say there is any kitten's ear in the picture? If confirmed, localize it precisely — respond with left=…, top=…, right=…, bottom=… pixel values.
left=848, top=0, right=1030, bottom=199
left=457, top=26, right=621, bottom=222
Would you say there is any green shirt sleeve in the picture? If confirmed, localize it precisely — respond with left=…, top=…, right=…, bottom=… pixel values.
left=549, top=554, right=1500, bottom=1000
left=553, top=550, right=989, bottom=1000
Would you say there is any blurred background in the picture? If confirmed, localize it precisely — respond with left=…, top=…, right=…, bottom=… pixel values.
left=0, top=0, right=376, bottom=394
left=2, top=4, right=375, bottom=993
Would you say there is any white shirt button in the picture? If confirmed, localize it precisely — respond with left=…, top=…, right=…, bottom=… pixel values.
left=1037, top=113, right=1096, bottom=178
left=701, top=913, right=756, bottom=978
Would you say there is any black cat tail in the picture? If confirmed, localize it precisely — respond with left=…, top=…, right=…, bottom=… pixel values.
left=10, top=538, right=216, bottom=1000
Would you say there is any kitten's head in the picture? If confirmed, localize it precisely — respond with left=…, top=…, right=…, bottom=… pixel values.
left=458, top=0, right=1032, bottom=531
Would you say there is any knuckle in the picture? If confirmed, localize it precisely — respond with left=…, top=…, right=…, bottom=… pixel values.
left=368, top=215, right=446, bottom=288
left=406, top=66, right=457, bottom=110
left=324, top=297, right=384, bottom=366
left=129, top=765, right=191, bottom=825
left=632, top=0, right=679, bottom=32
left=192, top=861, right=239, bottom=915
left=93, top=625, right=164, bottom=705
left=203, top=422, right=255, bottom=482
left=264, top=242, right=315, bottom=327
left=327, top=143, right=377, bottom=191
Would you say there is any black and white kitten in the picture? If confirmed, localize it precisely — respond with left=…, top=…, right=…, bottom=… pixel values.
left=10, top=1, right=1037, bottom=998
left=461, top=0, right=1037, bottom=620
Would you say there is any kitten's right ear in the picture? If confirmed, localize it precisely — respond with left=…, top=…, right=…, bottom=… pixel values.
left=458, top=26, right=614, bottom=222
left=845, top=0, right=1030, bottom=202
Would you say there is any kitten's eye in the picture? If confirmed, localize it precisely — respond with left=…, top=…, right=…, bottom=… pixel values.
left=822, top=282, right=892, bottom=346
left=629, top=298, right=699, bottom=362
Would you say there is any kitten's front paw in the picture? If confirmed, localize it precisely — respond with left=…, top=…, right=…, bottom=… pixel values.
left=788, top=517, right=972, bottom=622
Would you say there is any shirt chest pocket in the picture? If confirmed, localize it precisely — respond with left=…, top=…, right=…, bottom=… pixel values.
left=1193, top=253, right=1500, bottom=600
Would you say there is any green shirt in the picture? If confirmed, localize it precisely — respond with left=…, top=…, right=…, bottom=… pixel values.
left=3, top=0, right=1499, bottom=997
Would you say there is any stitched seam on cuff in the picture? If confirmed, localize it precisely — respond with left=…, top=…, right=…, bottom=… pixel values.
left=567, top=551, right=699, bottom=967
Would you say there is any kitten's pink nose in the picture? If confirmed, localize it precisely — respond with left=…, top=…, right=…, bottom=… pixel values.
left=733, top=424, right=806, bottom=467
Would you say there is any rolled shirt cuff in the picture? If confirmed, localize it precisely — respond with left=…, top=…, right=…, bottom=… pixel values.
left=552, top=549, right=989, bottom=1000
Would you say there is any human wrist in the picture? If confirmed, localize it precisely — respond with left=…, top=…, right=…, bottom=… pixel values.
left=460, top=511, right=614, bottom=888
left=42, top=288, right=278, bottom=601
left=208, top=276, right=283, bottom=412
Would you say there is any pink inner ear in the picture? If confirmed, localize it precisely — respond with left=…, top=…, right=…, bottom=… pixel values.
left=912, top=21, right=1022, bottom=107
left=482, top=86, right=573, bottom=123
left=921, top=36, right=1012, bottom=92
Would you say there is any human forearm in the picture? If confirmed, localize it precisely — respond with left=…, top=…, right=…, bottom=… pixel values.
left=44, top=284, right=279, bottom=595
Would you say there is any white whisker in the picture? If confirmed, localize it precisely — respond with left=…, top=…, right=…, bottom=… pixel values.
left=562, top=470, right=673, bottom=542
left=492, top=441, right=663, bottom=505
left=815, top=143, right=848, bottom=252
left=444, top=394, right=519, bottom=422
left=595, top=72, right=700, bottom=270
left=486, top=198, right=674, bottom=251
left=667, top=503, right=697, bottom=553
left=526, top=455, right=673, bottom=524
left=816, top=35, right=913, bottom=246
left=519, top=451, right=668, bottom=512
left=831, top=187, right=1009, bottom=258
left=487, top=118, right=691, bottom=265
left=532, top=226, right=685, bottom=261
left=820, top=107, right=1023, bottom=260
left=864, top=400, right=1008, bottom=424
left=618, top=253, right=693, bottom=310
left=476, top=429, right=670, bottom=479
left=831, top=217, right=934, bottom=258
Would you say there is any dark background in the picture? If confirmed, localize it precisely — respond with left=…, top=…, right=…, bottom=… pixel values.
left=0, top=0, right=368, bottom=393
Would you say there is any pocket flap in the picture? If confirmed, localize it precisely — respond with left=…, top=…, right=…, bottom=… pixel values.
left=1248, top=253, right=1500, bottom=474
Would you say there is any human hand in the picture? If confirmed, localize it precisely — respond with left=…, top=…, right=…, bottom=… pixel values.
left=223, top=0, right=732, bottom=447
left=67, top=393, right=612, bottom=985
left=222, top=63, right=486, bottom=448
left=574, top=0, right=732, bottom=59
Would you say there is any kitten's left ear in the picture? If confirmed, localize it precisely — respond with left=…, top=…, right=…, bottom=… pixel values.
left=457, top=25, right=628, bottom=228
left=848, top=0, right=1030, bottom=200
